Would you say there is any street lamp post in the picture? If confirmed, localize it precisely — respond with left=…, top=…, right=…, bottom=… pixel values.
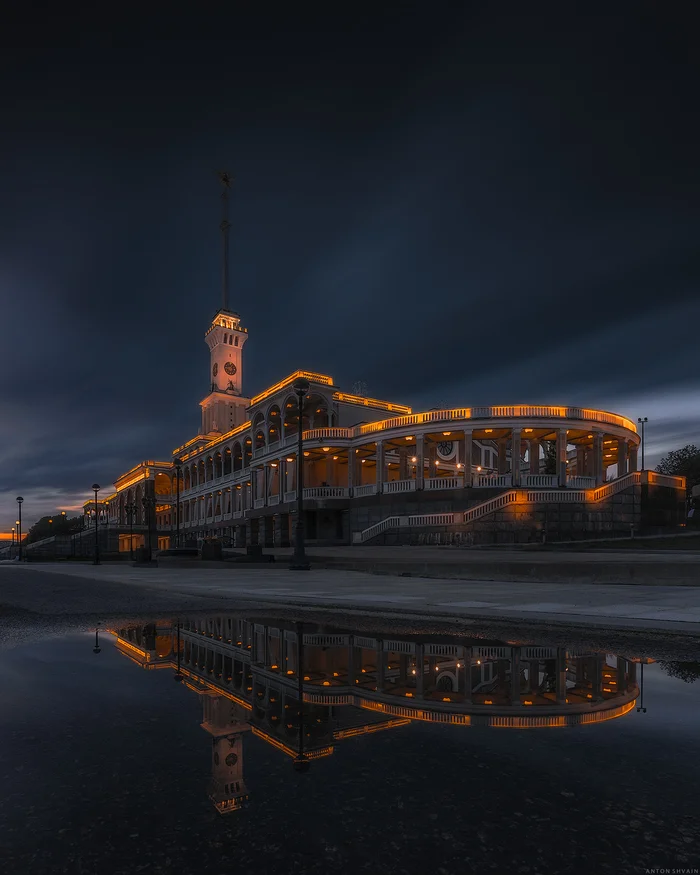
left=293, top=621, right=310, bottom=772
left=174, top=620, right=184, bottom=682
left=142, top=495, right=155, bottom=561
left=637, top=417, right=648, bottom=470
left=290, top=378, right=311, bottom=571
left=92, top=484, right=100, bottom=565
left=11, top=527, right=15, bottom=560
left=16, top=497, right=23, bottom=561
left=174, top=458, right=182, bottom=548
left=125, top=502, right=136, bottom=559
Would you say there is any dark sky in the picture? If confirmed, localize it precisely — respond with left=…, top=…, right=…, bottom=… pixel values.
left=1, top=4, right=698, bottom=527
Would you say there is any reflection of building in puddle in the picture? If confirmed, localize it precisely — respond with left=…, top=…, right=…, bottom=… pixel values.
left=109, top=618, right=647, bottom=811
left=200, top=694, right=250, bottom=813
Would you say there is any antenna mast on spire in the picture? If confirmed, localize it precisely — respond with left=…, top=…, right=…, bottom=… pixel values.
left=218, top=170, right=233, bottom=311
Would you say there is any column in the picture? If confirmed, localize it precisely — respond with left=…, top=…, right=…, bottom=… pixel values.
left=510, top=647, right=521, bottom=704
left=555, top=648, right=567, bottom=704
left=497, top=438, right=508, bottom=475
left=629, top=446, right=638, bottom=473
left=511, top=429, right=522, bottom=486
left=347, top=637, right=356, bottom=686
left=528, top=661, right=539, bottom=693
left=593, top=432, right=604, bottom=485
left=399, top=448, right=408, bottom=480
left=617, top=439, right=629, bottom=477
left=427, top=441, right=437, bottom=479
left=279, top=459, right=287, bottom=499
left=616, top=657, right=627, bottom=693
left=375, top=440, right=384, bottom=491
left=576, top=446, right=586, bottom=477
left=461, top=648, right=472, bottom=703
left=415, top=644, right=425, bottom=699
left=347, top=449, right=355, bottom=492
left=376, top=643, right=386, bottom=692
left=463, top=430, right=473, bottom=487
left=556, top=428, right=568, bottom=487
left=529, top=439, right=540, bottom=475
left=415, top=436, right=425, bottom=490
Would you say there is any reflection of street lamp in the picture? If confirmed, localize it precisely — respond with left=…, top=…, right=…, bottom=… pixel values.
left=16, top=497, right=23, bottom=561
left=174, top=458, right=182, bottom=548
left=636, top=662, right=647, bottom=713
left=93, top=623, right=101, bottom=654
left=125, top=502, right=137, bottom=559
left=174, top=620, right=184, bottom=682
left=637, top=417, right=648, bottom=470
left=290, top=378, right=311, bottom=571
left=293, top=621, right=310, bottom=772
left=92, top=484, right=100, bottom=565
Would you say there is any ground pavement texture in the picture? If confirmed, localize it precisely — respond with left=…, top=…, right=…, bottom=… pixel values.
left=2, top=561, right=700, bottom=635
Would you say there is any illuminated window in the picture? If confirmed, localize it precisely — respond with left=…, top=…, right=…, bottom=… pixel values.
left=234, top=336, right=239, bottom=347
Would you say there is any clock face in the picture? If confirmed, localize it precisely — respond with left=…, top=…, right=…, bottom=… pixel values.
left=225, top=752, right=238, bottom=766
left=224, top=361, right=237, bottom=376
left=212, top=363, right=218, bottom=377
left=437, top=440, right=454, bottom=458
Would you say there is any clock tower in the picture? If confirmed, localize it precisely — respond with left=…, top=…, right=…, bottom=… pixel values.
left=200, top=171, right=251, bottom=435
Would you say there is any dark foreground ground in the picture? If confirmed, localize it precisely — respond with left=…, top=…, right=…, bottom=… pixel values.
left=1, top=563, right=698, bottom=874
left=0, top=622, right=698, bottom=875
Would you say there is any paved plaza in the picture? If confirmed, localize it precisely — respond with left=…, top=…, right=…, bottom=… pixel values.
left=3, top=560, right=700, bottom=634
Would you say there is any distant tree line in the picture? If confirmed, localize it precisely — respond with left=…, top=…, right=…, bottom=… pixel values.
left=656, top=444, right=700, bottom=496
left=25, top=514, right=84, bottom=544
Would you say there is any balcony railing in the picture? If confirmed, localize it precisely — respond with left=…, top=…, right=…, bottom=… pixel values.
left=253, top=498, right=265, bottom=509
left=269, top=494, right=281, bottom=506
left=473, top=474, right=513, bottom=488
left=424, top=477, right=460, bottom=490
left=354, top=484, right=378, bottom=497
left=566, top=476, right=596, bottom=489
left=303, top=487, right=349, bottom=499
left=522, top=474, right=557, bottom=488
left=382, top=479, right=416, bottom=494
left=284, top=490, right=297, bottom=503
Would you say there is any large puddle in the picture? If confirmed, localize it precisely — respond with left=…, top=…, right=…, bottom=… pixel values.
left=1, top=613, right=698, bottom=874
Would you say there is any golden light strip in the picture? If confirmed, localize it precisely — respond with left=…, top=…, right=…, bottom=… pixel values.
left=250, top=370, right=334, bottom=406
left=333, top=392, right=412, bottom=414
left=251, top=727, right=334, bottom=759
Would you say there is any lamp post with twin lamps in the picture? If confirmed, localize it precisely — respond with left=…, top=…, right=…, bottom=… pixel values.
left=125, top=502, right=137, bottom=560
left=16, top=497, right=23, bottom=561
left=637, top=417, right=648, bottom=470
left=142, top=495, right=156, bottom=561
left=174, top=458, right=182, bottom=548
left=289, top=378, right=310, bottom=571
left=92, top=484, right=100, bottom=565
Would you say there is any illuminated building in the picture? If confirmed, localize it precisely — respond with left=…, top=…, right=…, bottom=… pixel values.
left=70, top=187, right=686, bottom=549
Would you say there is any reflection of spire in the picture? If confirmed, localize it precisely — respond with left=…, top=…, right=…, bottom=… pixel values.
left=201, top=694, right=250, bottom=813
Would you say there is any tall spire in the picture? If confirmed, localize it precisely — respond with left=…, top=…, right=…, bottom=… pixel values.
left=218, top=170, right=233, bottom=311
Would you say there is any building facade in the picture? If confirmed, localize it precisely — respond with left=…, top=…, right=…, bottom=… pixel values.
left=80, top=296, right=684, bottom=550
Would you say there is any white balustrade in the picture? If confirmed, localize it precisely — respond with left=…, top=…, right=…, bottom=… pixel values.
left=522, top=474, right=557, bottom=488
left=566, top=476, right=596, bottom=489
left=268, top=494, right=281, bottom=505
left=232, top=510, right=243, bottom=520
left=382, top=479, right=416, bottom=494
left=473, top=474, right=513, bottom=488
left=253, top=498, right=265, bottom=509
left=284, top=490, right=297, bottom=502
left=424, top=477, right=460, bottom=490
left=354, top=484, right=378, bottom=497
left=303, top=487, right=349, bottom=498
